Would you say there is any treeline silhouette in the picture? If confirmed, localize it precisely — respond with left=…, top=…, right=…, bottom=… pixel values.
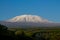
left=0, top=24, right=47, bottom=40
left=0, top=24, right=60, bottom=40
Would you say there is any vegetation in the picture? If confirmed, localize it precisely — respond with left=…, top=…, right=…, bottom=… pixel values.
left=0, top=24, right=60, bottom=40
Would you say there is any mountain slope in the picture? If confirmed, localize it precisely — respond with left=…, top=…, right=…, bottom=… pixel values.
left=0, top=15, right=60, bottom=28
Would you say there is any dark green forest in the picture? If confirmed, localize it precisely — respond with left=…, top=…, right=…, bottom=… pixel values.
left=0, top=24, right=60, bottom=40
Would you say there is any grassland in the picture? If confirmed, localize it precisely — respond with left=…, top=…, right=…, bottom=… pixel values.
left=8, top=27, right=60, bottom=40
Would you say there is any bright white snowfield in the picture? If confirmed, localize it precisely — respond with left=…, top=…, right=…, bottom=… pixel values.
left=6, top=15, right=52, bottom=23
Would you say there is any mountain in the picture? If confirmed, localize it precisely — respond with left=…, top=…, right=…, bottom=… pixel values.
left=0, top=15, right=60, bottom=28
left=6, top=15, right=52, bottom=23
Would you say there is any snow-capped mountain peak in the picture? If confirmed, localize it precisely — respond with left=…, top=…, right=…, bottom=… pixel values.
left=6, top=15, right=52, bottom=23
left=0, top=15, right=60, bottom=28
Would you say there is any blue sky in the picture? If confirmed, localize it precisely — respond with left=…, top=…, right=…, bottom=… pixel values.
left=0, top=0, right=60, bottom=22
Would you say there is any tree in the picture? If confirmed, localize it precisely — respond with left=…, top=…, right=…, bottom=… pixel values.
left=32, top=32, right=46, bottom=40
left=0, top=24, right=16, bottom=40
left=0, top=24, right=8, bottom=31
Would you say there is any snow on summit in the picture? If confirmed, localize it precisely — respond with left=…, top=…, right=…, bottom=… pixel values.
left=0, top=15, right=60, bottom=27
left=6, top=15, right=52, bottom=23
